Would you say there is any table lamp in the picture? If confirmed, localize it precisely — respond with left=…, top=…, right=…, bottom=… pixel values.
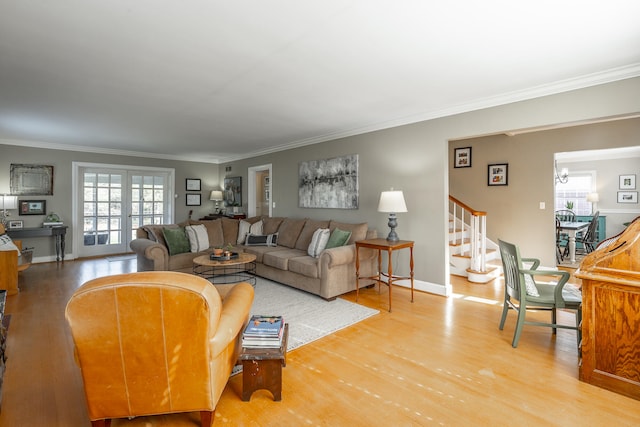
left=378, top=190, right=408, bottom=242
left=586, top=192, right=599, bottom=214
left=1, top=194, right=17, bottom=227
left=209, top=190, right=223, bottom=213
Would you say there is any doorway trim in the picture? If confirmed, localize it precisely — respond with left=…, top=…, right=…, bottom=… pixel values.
left=248, top=164, right=272, bottom=218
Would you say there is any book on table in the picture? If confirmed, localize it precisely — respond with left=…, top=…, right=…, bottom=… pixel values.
left=242, top=315, right=284, bottom=348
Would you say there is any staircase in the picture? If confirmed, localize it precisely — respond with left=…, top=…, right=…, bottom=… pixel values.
left=449, top=196, right=501, bottom=283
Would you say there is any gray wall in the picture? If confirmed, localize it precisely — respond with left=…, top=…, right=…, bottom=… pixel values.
left=0, top=146, right=220, bottom=258
left=450, top=119, right=640, bottom=266
left=2, top=77, right=639, bottom=286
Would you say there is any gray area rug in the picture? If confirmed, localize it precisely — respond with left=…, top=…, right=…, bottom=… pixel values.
left=231, top=277, right=379, bottom=375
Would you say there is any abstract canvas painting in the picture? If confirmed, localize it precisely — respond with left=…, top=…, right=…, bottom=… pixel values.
left=299, top=154, right=358, bottom=209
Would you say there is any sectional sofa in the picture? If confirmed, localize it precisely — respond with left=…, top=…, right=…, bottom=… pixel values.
left=130, top=216, right=378, bottom=300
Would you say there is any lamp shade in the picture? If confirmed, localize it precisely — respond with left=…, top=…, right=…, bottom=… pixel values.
left=378, top=190, right=407, bottom=213
left=209, top=190, right=223, bottom=201
left=1, top=195, right=17, bottom=210
left=586, top=192, right=599, bottom=202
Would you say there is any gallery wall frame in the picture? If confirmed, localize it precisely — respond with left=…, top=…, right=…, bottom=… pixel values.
left=487, top=163, right=508, bottom=186
left=186, top=193, right=201, bottom=206
left=617, top=191, right=638, bottom=204
left=10, top=164, right=54, bottom=195
left=224, top=176, right=242, bottom=207
left=619, top=174, right=636, bottom=190
left=8, top=220, right=23, bottom=229
left=298, top=154, right=359, bottom=209
left=186, top=178, right=201, bottom=191
left=454, top=147, right=472, bottom=168
left=19, top=199, right=46, bottom=215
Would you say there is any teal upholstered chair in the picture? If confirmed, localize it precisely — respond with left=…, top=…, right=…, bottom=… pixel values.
left=497, top=239, right=582, bottom=349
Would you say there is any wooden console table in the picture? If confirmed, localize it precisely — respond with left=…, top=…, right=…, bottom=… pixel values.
left=6, top=226, right=68, bottom=261
left=355, top=238, right=414, bottom=312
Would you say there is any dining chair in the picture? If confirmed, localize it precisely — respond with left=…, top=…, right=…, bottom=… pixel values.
left=576, top=211, right=600, bottom=254
left=498, top=239, right=582, bottom=350
left=555, top=218, right=567, bottom=263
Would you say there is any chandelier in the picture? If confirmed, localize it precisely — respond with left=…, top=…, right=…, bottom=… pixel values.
left=554, top=160, right=569, bottom=184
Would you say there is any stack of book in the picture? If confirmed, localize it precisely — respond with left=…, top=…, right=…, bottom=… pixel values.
left=242, top=315, right=284, bottom=348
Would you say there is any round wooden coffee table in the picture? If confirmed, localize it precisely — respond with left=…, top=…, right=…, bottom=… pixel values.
left=192, top=253, right=257, bottom=286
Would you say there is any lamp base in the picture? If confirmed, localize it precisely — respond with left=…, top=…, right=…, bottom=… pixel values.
left=386, top=213, right=399, bottom=242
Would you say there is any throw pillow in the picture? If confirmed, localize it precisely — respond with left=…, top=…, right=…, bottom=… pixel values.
left=185, top=224, right=210, bottom=253
left=308, top=228, right=330, bottom=257
left=523, top=274, right=540, bottom=297
left=324, top=228, right=352, bottom=249
left=162, top=227, right=191, bottom=255
left=237, top=219, right=263, bottom=244
left=245, top=233, right=279, bottom=246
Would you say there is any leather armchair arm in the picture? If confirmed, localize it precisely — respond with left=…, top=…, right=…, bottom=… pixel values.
left=210, top=282, right=254, bottom=356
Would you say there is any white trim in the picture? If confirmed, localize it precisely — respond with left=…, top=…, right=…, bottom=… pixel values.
left=247, top=164, right=272, bottom=218
left=378, top=277, right=452, bottom=297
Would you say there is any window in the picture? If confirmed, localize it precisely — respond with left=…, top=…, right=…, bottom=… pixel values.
left=555, top=171, right=595, bottom=215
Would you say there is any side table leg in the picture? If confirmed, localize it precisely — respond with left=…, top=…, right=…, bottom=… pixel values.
left=355, top=245, right=360, bottom=302
left=387, top=248, right=393, bottom=312
left=410, top=245, right=414, bottom=303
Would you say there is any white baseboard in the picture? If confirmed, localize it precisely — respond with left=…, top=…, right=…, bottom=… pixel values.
left=380, top=277, right=451, bottom=297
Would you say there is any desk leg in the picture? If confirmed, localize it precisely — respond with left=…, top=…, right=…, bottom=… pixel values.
left=355, top=245, right=360, bottom=302
left=568, top=230, right=577, bottom=263
left=60, top=233, right=66, bottom=261
left=410, top=245, right=414, bottom=303
left=387, top=248, right=393, bottom=312
left=55, top=235, right=61, bottom=262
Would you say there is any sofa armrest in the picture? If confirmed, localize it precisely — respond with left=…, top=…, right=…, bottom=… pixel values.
left=210, top=282, right=255, bottom=357
left=319, top=244, right=356, bottom=268
left=129, top=238, right=169, bottom=271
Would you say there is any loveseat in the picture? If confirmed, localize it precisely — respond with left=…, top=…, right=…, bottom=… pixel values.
left=130, top=216, right=378, bottom=300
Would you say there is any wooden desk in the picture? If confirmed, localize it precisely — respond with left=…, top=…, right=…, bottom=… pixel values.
left=6, top=226, right=68, bottom=261
left=557, top=221, right=589, bottom=263
left=355, top=238, right=414, bottom=312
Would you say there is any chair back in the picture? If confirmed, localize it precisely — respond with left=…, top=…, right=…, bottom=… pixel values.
left=584, top=211, right=600, bottom=240
left=66, top=271, right=224, bottom=421
left=555, top=210, right=576, bottom=222
left=498, top=239, right=525, bottom=301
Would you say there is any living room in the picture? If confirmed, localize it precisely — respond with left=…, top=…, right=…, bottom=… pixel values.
left=1, top=2, right=640, bottom=425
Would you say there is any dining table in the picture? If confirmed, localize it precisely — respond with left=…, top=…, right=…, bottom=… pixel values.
left=557, top=221, right=590, bottom=263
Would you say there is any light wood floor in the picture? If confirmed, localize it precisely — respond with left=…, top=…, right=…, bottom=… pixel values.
left=1, top=258, right=639, bottom=427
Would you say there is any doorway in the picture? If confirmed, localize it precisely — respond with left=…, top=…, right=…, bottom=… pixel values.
left=72, top=162, right=175, bottom=258
left=247, top=164, right=272, bottom=218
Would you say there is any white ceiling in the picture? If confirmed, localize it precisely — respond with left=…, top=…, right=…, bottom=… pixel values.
left=1, top=1, right=639, bottom=164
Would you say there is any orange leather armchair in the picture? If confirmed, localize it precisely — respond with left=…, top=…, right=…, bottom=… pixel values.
left=65, top=271, right=254, bottom=427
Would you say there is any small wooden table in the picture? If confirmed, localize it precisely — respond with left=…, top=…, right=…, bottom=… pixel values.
left=192, top=253, right=257, bottom=286
left=240, top=323, right=288, bottom=401
left=355, top=238, right=414, bottom=312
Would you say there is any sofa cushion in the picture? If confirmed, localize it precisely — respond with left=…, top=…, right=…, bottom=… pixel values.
left=325, top=228, right=352, bottom=249
left=245, top=233, right=278, bottom=246
left=220, top=217, right=239, bottom=246
left=288, top=256, right=320, bottom=278
left=192, top=220, right=224, bottom=248
left=307, top=228, right=330, bottom=257
left=277, top=218, right=307, bottom=248
left=162, top=227, right=191, bottom=255
left=243, top=245, right=288, bottom=263
left=143, top=224, right=178, bottom=248
left=185, top=224, right=209, bottom=252
left=263, top=249, right=306, bottom=270
left=329, top=221, right=368, bottom=244
left=295, top=219, right=330, bottom=250
left=262, top=217, right=285, bottom=235
left=237, top=219, right=263, bottom=244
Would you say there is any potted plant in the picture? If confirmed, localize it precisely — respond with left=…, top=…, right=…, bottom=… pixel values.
left=565, top=201, right=574, bottom=211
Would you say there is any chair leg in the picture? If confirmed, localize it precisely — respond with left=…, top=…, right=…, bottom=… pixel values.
left=552, top=307, right=557, bottom=335
left=499, top=300, right=509, bottom=331
left=201, top=410, right=215, bottom=427
left=512, top=305, right=527, bottom=348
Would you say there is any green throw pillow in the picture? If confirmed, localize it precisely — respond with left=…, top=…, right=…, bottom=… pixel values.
left=324, top=228, right=352, bottom=249
left=162, top=227, right=191, bottom=255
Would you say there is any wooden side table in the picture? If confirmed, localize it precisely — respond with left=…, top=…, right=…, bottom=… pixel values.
left=240, top=323, right=288, bottom=401
left=355, top=238, right=414, bottom=312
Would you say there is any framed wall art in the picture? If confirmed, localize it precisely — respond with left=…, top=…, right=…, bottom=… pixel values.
left=224, top=176, right=242, bottom=207
left=10, top=164, right=54, bottom=195
left=619, top=174, right=636, bottom=190
left=454, top=147, right=472, bottom=168
left=186, top=193, right=201, bottom=206
left=19, top=199, right=46, bottom=215
left=298, top=154, right=359, bottom=209
left=487, top=163, right=508, bottom=186
left=8, top=220, right=23, bottom=229
left=617, top=191, right=638, bottom=204
left=186, top=178, right=201, bottom=191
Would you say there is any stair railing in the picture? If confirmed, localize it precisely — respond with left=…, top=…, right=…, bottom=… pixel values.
left=449, top=196, right=487, bottom=273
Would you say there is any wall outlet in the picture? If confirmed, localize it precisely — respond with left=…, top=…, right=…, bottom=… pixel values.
left=539, top=202, right=545, bottom=209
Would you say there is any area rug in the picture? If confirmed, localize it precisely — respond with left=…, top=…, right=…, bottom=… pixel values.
left=231, top=277, right=379, bottom=375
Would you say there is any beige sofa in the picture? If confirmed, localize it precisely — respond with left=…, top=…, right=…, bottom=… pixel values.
left=130, top=216, right=378, bottom=300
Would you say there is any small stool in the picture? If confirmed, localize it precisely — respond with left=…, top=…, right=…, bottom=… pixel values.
left=240, top=323, right=288, bottom=401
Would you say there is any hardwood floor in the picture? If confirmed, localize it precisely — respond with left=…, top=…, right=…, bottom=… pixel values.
left=1, top=259, right=639, bottom=426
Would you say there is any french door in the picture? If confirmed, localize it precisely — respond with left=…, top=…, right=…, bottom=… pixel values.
left=74, top=163, right=174, bottom=258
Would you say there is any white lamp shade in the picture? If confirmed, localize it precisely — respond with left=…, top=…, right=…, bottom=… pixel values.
left=586, top=192, right=599, bottom=202
left=1, top=195, right=17, bottom=210
left=378, top=190, right=407, bottom=213
left=209, top=190, right=223, bottom=201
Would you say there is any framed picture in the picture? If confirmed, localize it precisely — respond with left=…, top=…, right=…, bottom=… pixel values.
left=186, top=178, right=201, bottom=191
left=454, top=147, right=472, bottom=168
left=487, top=163, right=508, bottom=186
left=10, top=164, right=54, bottom=195
left=619, top=174, right=636, bottom=190
left=186, top=193, right=201, bottom=206
left=8, top=220, right=23, bottom=229
left=224, top=176, right=242, bottom=207
left=19, top=200, right=46, bottom=215
left=617, top=191, right=638, bottom=204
